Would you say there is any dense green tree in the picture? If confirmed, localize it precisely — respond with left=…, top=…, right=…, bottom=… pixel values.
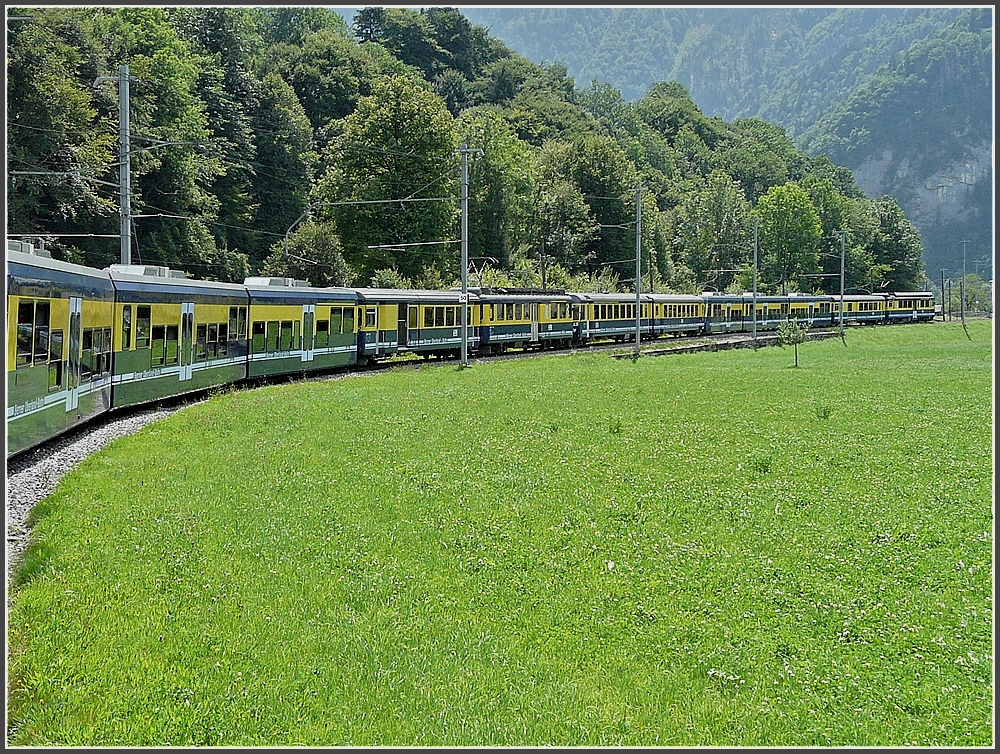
left=260, top=221, right=352, bottom=287
left=457, top=108, right=534, bottom=270
left=248, top=72, right=316, bottom=271
left=753, top=183, right=822, bottom=294
left=670, top=169, right=751, bottom=291
left=379, top=8, right=448, bottom=80
left=6, top=8, right=117, bottom=262
left=566, top=133, right=639, bottom=275
left=314, top=75, right=459, bottom=284
left=865, top=195, right=926, bottom=292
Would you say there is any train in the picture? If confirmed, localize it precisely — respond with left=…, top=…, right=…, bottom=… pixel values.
left=6, top=241, right=936, bottom=458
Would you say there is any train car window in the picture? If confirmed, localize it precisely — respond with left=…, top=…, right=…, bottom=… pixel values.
left=365, top=307, right=377, bottom=328
left=266, top=321, right=279, bottom=351
left=166, top=325, right=179, bottom=364
left=32, top=300, right=50, bottom=365
left=208, top=323, right=218, bottom=358
left=136, top=306, right=151, bottom=349
left=195, top=324, right=208, bottom=361
left=434, top=306, right=444, bottom=327
left=217, top=323, right=228, bottom=356
left=409, top=307, right=419, bottom=329
left=102, top=328, right=112, bottom=374
left=237, top=307, right=247, bottom=340
left=81, top=329, right=94, bottom=381
left=315, top=319, right=329, bottom=348
left=446, top=307, right=455, bottom=327
left=252, top=321, right=266, bottom=352
left=48, top=329, right=64, bottom=390
left=152, top=325, right=166, bottom=366
left=279, top=321, right=293, bottom=350
left=424, top=307, right=434, bottom=327
left=229, top=308, right=239, bottom=340
left=331, top=307, right=343, bottom=334
left=343, top=307, right=354, bottom=332
left=495, top=304, right=503, bottom=322
left=122, top=305, right=132, bottom=350
left=16, top=300, right=34, bottom=366
left=293, top=320, right=301, bottom=350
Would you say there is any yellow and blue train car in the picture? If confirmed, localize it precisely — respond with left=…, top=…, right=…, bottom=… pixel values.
left=647, top=293, right=705, bottom=337
left=109, top=264, right=250, bottom=407
left=886, top=291, right=936, bottom=323
left=7, top=247, right=116, bottom=456
left=703, top=292, right=835, bottom=334
left=474, top=290, right=573, bottom=353
left=838, top=294, right=885, bottom=324
left=244, top=277, right=359, bottom=378
left=572, top=292, right=656, bottom=344
left=373, top=288, right=479, bottom=358
left=354, top=288, right=478, bottom=361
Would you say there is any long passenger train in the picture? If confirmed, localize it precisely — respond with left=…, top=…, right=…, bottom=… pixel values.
left=6, top=241, right=936, bottom=457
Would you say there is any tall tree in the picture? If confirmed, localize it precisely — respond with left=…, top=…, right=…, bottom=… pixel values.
left=314, top=75, right=458, bottom=283
left=753, top=182, right=822, bottom=294
left=866, top=195, right=926, bottom=292
left=6, top=8, right=117, bottom=263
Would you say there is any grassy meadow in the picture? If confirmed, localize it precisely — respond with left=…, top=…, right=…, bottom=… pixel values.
left=6, top=320, right=994, bottom=746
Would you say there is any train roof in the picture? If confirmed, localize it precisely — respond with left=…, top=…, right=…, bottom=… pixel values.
left=568, top=291, right=654, bottom=303
left=109, top=263, right=247, bottom=294
left=7, top=248, right=115, bottom=282
left=470, top=288, right=573, bottom=302
left=357, top=288, right=470, bottom=303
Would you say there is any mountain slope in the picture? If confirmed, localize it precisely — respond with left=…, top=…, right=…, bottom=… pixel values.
left=462, top=6, right=993, bottom=281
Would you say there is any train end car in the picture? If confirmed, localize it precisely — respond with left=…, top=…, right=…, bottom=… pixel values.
left=243, top=276, right=359, bottom=377
left=109, top=264, right=251, bottom=407
left=7, top=244, right=116, bottom=457
left=886, top=291, right=937, bottom=323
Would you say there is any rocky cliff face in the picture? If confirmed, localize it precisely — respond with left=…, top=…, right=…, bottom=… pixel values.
left=854, top=140, right=991, bottom=226
left=852, top=138, right=992, bottom=279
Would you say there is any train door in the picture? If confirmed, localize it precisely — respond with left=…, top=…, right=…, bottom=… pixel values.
left=302, top=304, right=315, bottom=362
left=180, top=302, right=194, bottom=381
left=66, top=297, right=81, bottom=412
left=397, top=303, right=408, bottom=348
left=530, top=303, right=539, bottom=342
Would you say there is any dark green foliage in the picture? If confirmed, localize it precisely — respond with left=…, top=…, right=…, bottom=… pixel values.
left=6, top=6, right=937, bottom=294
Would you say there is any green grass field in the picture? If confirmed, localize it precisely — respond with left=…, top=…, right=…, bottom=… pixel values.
left=7, top=320, right=994, bottom=746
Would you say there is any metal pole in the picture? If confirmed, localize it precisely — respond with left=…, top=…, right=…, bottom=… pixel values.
left=460, top=145, right=470, bottom=366
left=634, top=185, right=642, bottom=358
left=119, top=64, right=131, bottom=265
left=940, top=269, right=945, bottom=321
left=752, top=216, right=758, bottom=347
left=961, top=239, right=969, bottom=326
left=839, top=229, right=845, bottom=339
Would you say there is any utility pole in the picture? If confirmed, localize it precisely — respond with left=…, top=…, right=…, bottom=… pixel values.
left=634, top=184, right=642, bottom=358
left=960, top=239, right=969, bottom=327
left=456, top=144, right=482, bottom=367
left=752, top=216, right=758, bottom=347
left=839, top=229, right=846, bottom=342
left=940, top=269, right=946, bottom=321
left=95, top=64, right=132, bottom=265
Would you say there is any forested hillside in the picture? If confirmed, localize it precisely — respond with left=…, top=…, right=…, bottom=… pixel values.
left=463, top=6, right=994, bottom=286
left=6, top=6, right=937, bottom=299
